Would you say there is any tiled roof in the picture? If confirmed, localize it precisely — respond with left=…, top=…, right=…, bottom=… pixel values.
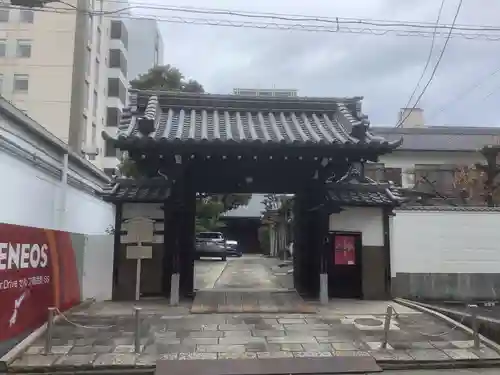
left=371, top=126, right=500, bottom=152
left=101, top=178, right=171, bottom=202
left=328, top=187, right=399, bottom=206
left=326, top=167, right=403, bottom=206
left=103, top=91, right=402, bottom=149
left=396, top=206, right=500, bottom=212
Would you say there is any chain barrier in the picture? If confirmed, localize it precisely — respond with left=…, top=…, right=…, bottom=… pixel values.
left=44, top=306, right=143, bottom=355
left=390, top=303, right=470, bottom=338
left=54, top=307, right=117, bottom=329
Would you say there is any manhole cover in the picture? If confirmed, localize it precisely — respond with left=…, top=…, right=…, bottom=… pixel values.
left=354, top=318, right=383, bottom=326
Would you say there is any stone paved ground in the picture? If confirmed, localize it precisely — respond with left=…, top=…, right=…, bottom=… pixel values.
left=8, top=257, right=500, bottom=370
left=9, top=299, right=500, bottom=370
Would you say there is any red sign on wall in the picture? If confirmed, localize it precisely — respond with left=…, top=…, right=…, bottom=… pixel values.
left=0, top=223, right=80, bottom=341
left=334, top=235, right=356, bottom=266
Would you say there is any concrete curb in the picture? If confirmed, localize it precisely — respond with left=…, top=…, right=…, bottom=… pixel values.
left=394, top=298, right=500, bottom=355
left=0, top=298, right=96, bottom=372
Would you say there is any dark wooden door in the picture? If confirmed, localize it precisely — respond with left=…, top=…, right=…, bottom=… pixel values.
left=328, top=231, right=363, bottom=298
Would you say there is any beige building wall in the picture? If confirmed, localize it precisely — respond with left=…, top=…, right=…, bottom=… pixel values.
left=0, top=4, right=77, bottom=143
left=0, top=1, right=111, bottom=170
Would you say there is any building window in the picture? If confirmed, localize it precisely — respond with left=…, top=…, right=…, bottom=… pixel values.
left=0, top=40, right=6, bottom=57
left=94, top=58, right=99, bottom=84
left=0, top=9, right=9, bottom=22
left=105, top=139, right=117, bottom=157
left=107, top=77, right=126, bottom=104
left=110, top=20, right=128, bottom=49
left=19, top=9, right=34, bottom=23
left=16, top=40, right=32, bottom=58
left=92, top=90, right=98, bottom=116
left=109, top=49, right=127, bottom=76
left=13, top=74, right=29, bottom=92
left=383, top=168, right=402, bottom=186
left=106, top=107, right=120, bottom=126
left=258, top=91, right=273, bottom=97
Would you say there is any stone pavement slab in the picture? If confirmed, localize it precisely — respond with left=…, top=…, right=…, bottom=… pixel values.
left=8, top=299, right=500, bottom=371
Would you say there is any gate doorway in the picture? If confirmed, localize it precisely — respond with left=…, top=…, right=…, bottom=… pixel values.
left=329, top=231, right=363, bottom=299
left=101, top=91, right=402, bottom=304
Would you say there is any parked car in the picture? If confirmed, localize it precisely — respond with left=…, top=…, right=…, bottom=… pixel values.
left=195, top=241, right=227, bottom=261
left=195, top=232, right=227, bottom=261
left=225, top=239, right=242, bottom=257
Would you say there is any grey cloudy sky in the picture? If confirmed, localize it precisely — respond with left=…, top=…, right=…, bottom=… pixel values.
left=136, top=0, right=500, bottom=127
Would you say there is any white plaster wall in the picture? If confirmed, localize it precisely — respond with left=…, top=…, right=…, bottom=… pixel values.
left=392, top=210, right=500, bottom=275
left=379, top=151, right=482, bottom=188
left=0, top=149, right=114, bottom=234
left=82, top=235, right=114, bottom=301
left=329, top=207, right=383, bottom=246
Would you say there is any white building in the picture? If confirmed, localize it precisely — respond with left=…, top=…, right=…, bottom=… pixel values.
left=0, top=2, right=162, bottom=176
left=102, top=17, right=163, bottom=176
left=369, top=108, right=500, bottom=191
left=0, top=1, right=109, bottom=161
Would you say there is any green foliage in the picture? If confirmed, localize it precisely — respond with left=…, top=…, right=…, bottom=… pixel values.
left=130, top=65, right=205, bottom=93
left=194, top=194, right=252, bottom=233
left=118, top=153, right=139, bottom=178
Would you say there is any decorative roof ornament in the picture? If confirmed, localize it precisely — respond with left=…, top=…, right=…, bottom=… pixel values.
left=137, top=95, right=158, bottom=137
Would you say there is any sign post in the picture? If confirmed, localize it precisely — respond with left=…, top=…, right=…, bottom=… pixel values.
left=124, top=218, right=154, bottom=301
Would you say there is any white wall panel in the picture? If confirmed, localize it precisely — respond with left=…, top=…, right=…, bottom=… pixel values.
left=0, top=146, right=114, bottom=234
left=392, top=209, right=500, bottom=274
left=329, top=207, right=383, bottom=246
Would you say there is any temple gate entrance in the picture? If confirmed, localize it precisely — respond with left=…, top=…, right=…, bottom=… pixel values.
left=101, top=91, right=402, bottom=307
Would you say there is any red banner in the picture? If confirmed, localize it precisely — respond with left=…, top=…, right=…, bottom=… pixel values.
left=0, top=223, right=80, bottom=341
left=334, top=235, right=356, bottom=266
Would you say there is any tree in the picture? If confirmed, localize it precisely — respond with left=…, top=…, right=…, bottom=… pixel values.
left=123, top=64, right=250, bottom=228
left=130, top=65, right=205, bottom=93
left=453, top=145, right=500, bottom=206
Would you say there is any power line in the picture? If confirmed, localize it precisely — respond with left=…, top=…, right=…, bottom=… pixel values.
left=400, top=0, right=446, bottom=117
left=1, top=2, right=500, bottom=41
left=98, top=1, right=500, bottom=33
left=396, top=0, right=464, bottom=128
left=429, top=64, right=500, bottom=119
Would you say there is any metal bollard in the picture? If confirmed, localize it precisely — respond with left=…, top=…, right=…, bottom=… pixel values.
left=44, top=307, right=56, bottom=355
left=381, top=305, right=393, bottom=349
left=134, top=307, right=142, bottom=354
left=469, top=304, right=480, bottom=349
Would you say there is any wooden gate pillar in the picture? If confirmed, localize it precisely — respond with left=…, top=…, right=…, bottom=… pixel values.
left=179, top=188, right=196, bottom=298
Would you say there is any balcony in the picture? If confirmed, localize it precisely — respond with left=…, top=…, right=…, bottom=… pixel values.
left=110, top=20, right=128, bottom=50
left=109, top=49, right=127, bottom=76
left=107, top=77, right=127, bottom=105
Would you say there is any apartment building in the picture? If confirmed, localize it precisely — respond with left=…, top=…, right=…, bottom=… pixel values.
left=0, top=0, right=132, bottom=171
left=0, top=2, right=101, bottom=154
left=102, top=18, right=163, bottom=176
left=233, top=88, right=298, bottom=98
